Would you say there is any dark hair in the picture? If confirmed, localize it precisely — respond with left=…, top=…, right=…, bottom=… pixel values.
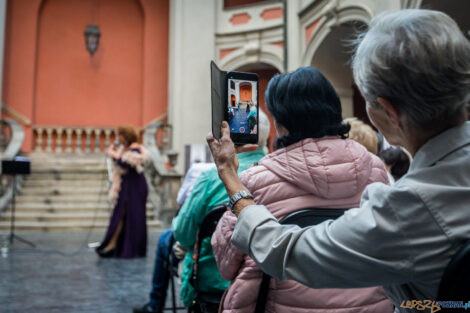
left=379, top=147, right=410, bottom=181
left=265, top=67, right=350, bottom=148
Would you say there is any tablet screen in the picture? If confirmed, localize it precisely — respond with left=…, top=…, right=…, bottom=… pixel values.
left=227, top=78, right=258, bottom=135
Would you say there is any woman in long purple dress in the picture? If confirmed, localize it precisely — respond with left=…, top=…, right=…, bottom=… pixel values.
left=96, top=126, right=149, bottom=258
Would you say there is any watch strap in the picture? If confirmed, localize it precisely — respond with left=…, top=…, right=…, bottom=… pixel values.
left=228, top=190, right=253, bottom=214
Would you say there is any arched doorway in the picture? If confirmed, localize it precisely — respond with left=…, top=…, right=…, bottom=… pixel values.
left=239, top=82, right=252, bottom=103
left=310, top=21, right=371, bottom=126
left=34, top=0, right=144, bottom=127
left=235, top=63, right=279, bottom=151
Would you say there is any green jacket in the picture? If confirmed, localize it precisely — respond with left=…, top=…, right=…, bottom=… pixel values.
left=172, top=148, right=266, bottom=307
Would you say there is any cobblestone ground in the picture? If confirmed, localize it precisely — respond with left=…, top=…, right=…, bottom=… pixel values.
left=0, top=230, right=185, bottom=313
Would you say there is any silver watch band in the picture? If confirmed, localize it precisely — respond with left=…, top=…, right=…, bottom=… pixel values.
left=229, top=190, right=253, bottom=214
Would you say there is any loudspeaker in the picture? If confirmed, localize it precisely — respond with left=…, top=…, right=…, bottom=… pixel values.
left=2, top=157, right=31, bottom=175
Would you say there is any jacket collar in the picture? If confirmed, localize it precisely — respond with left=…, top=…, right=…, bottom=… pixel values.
left=410, top=121, right=470, bottom=171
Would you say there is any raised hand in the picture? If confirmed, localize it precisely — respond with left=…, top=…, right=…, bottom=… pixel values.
left=206, top=121, right=240, bottom=180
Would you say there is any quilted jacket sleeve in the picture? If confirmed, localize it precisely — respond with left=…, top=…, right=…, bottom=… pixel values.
left=211, top=211, right=246, bottom=281
left=368, top=154, right=390, bottom=185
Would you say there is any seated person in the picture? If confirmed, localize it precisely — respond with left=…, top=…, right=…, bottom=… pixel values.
left=211, top=67, right=394, bottom=313
left=344, top=117, right=379, bottom=155
left=133, top=160, right=214, bottom=313
left=171, top=110, right=270, bottom=312
left=379, top=146, right=411, bottom=184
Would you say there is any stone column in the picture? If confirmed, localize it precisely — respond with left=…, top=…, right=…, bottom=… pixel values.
left=45, top=128, right=53, bottom=153
left=55, top=127, right=63, bottom=153
left=65, top=128, right=73, bottom=153
left=84, top=129, right=93, bottom=153
left=235, top=82, right=240, bottom=103
left=34, top=127, right=43, bottom=152
left=168, top=0, right=216, bottom=172
left=75, top=129, right=83, bottom=153
left=0, top=0, right=7, bottom=118
left=286, top=0, right=300, bottom=71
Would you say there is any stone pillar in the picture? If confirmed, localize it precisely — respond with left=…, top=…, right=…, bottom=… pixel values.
left=235, top=82, right=240, bottom=103
left=34, top=128, right=43, bottom=152
left=65, top=128, right=73, bottom=153
left=286, top=0, right=300, bottom=71
left=0, top=0, right=7, bottom=118
left=168, top=0, right=216, bottom=172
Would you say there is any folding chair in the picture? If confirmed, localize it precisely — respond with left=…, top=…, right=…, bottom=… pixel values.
left=189, top=203, right=227, bottom=313
left=163, top=233, right=186, bottom=313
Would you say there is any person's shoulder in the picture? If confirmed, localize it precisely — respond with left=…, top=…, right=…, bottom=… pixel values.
left=191, top=162, right=215, bottom=171
left=363, top=180, right=423, bottom=211
left=239, top=162, right=271, bottom=192
left=195, top=165, right=221, bottom=185
left=368, top=153, right=390, bottom=184
left=186, top=162, right=215, bottom=178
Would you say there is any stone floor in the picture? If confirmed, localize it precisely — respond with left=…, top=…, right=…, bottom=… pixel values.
left=0, top=230, right=185, bottom=313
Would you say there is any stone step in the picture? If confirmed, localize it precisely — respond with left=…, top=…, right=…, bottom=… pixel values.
left=13, top=202, right=154, bottom=211
left=19, top=186, right=158, bottom=196
left=28, top=153, right=106, bottom=162
left=9, top=153, right=164, bottom=232
left=20, top=186, right=110, bottom=196
left=16, top=194, right=111, bottom=204
left=0, top=211, right=156, bottom=222
left=31, top=159, right=108, bottom=166
left=22, top=180, right=107, bottom=188
left=0, top=219, right=162, bottom=231
left=30, top=167, right=107, bottom=174
left=26, top=173, right=108, bottom=180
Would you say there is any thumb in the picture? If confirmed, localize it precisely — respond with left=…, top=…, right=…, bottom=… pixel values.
left=221, top=121, right=231, bottom=139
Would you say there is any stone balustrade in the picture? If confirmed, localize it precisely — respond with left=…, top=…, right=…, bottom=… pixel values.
left=33, top=126, right=120, bottom=154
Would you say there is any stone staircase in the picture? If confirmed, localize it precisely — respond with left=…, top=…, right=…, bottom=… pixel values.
left=0, top=153, right=163, bottom=231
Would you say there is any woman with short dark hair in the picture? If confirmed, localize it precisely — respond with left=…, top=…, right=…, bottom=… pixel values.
left=212, top=67, right=393, bottom=313
left=96, top=126, right=149, bottom=258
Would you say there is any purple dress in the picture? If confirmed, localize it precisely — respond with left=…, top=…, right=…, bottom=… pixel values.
left=99, top=148, right=148, bottom=258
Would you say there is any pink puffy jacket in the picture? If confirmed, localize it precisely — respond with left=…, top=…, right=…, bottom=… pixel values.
left=211, top=138, right=394, bottom=313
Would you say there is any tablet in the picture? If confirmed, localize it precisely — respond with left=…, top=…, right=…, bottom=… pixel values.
left=211, top=61, right=259, bottom=145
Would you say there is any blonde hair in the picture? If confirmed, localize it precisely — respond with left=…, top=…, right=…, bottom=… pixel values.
left=344, top=118, right=378, bottom=155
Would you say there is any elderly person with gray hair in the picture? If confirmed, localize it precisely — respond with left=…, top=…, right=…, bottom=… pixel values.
left=206, top=9, right=470, bottom=312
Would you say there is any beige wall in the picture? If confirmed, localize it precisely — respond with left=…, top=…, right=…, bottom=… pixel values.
left=168, top=0, right=216, bottom=171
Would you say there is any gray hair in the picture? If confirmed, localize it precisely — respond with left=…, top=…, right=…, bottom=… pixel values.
left=258, top=109, right=270, bottom=149
left=352, top=9, right=470, bottom=129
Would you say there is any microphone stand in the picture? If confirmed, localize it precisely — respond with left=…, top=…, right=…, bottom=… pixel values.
left=9, top=175, right=35, bottom=247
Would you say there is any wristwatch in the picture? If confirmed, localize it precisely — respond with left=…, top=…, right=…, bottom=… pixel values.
left=228, top=190, right=254, bottom=214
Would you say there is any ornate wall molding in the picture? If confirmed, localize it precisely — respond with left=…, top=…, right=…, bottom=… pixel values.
left=301, top=3, right=372, bottom=66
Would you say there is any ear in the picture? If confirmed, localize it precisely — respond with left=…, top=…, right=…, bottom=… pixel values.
left=376, top=97, right=401, bottom=128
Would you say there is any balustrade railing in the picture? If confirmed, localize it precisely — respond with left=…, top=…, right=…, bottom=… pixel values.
left=31, top=123, right=182, bottom=226
left=33, top=126, right=120, bottom=154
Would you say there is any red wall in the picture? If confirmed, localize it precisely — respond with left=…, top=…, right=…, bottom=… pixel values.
left=35, top=0, right=144, bottom=127
left=2, top=0, right=169, bottom=152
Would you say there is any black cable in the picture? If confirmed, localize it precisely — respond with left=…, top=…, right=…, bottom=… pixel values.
left=10, top=154, right=111, bottom=257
